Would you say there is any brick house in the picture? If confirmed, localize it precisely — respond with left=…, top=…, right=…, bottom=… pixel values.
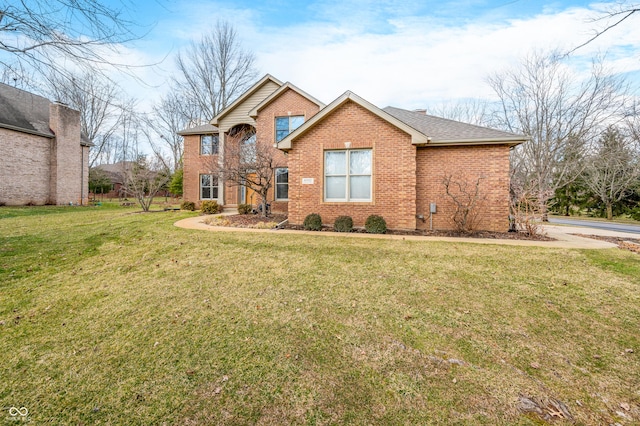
left=179, top=75, right=526, bottom=232
left=0, top=83, right=91, bottom=206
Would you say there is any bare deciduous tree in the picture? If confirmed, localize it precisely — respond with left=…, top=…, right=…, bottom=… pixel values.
left=173, top=20, right=258, bottom=122
left=583, top=125, right=640, bottom=220
left=211, top=128, right=282, bottom=217
left=488, top=51, right=628, bottom=219
left=442, top=174, right=487, bottom=233
left=1, top=1, right=143, bottom=81
left=147, top=92, right=199, bottom=172
left=46, top=71, right=125, bottom=167
left=121, top=155, right=171, bottom=212
left=428, top=99, right=494, bottom=127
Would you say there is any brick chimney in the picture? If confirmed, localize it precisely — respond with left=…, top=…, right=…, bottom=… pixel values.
left=49, top=102, right=86, bottom=205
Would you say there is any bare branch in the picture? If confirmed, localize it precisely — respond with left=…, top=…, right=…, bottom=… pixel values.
left=442, top=174, right=487, bottom=233
left=567, top=5, right=639, bottom=55
left=173, top=20, right=258, bottom=122
left=1, top=0, right=155, bottom=84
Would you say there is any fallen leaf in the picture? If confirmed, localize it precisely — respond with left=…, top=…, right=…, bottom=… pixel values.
left=620, top=402, right=630, bottom=411
left=531, top=362, right=540, bottom=369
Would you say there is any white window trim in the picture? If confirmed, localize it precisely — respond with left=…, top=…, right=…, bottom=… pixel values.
left=200, top=135, right=219, bottom=155
left=200, top=174, right=218, bottom=200
left=275, top=167, right=289, bottom=201
left=275, top=115, right=304, bottom=142
left=324, top=149, right=372, bottom=202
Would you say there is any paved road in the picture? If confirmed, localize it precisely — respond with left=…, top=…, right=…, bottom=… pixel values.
left=548, top=217, right=640, bottom=234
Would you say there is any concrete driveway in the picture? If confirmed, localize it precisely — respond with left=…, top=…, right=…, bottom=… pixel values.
left=548, top=217, right=640, bottom=234
left=175, top=215, right=639, bottom=249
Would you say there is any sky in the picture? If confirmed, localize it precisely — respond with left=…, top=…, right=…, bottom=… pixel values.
left=82, top=0, right=640, bottom=110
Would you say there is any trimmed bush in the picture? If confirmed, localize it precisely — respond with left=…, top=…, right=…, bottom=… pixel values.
left=237, top=203, right=252, bottom=215
left=334, top=215, right=353, bottom=232
left=201, top=200, right=222, bottom=215
left=365, top=215, right=387, bottom=234
left=303, top=213, right=323, bottom=231
left=180, top=201, right=195, bottom=211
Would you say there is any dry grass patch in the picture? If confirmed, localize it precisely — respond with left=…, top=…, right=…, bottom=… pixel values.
left=1, top=206, right=639, bottom=424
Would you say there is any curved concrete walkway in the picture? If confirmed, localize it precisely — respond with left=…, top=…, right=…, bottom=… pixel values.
left=174, top=215, right=640, bottom=249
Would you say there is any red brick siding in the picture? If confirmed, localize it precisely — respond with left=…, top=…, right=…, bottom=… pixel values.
left=287, top=100, right=417, bottom=230
left=183, top=134, right=218, bottom=208
left=253, top=88, right=321, bottom=211
left=182, top=88, right=320, bottom=211
left=415, top=145, right=511, bottom=232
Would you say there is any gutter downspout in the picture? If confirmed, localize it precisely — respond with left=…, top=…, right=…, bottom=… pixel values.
left=80, top=147, right=85, bottom=205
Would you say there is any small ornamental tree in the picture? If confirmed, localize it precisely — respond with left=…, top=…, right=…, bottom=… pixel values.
left=208, top=126, right=282, bottom=217
left=121, top=155, right=171, bottom=212
left=442, top=174, right=486, bottom=233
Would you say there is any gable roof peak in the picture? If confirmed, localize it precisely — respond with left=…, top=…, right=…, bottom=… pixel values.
left=248, top=81, right=325, bottom=117
left=277, top=90, right=429, bottom=150
left=211, top=74, right=283, bottom=125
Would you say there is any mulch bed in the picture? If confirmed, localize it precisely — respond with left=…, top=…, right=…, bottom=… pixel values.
left=573, top=234, right=640, bottom=254
left=220, top=214, right=553, bottom=241
left=221, top=213, right=287, bottom=226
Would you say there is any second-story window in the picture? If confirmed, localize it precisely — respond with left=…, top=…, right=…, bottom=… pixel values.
left=200, top=135, right=219, bottom=155
left=275, top=116, right=304, bottom=142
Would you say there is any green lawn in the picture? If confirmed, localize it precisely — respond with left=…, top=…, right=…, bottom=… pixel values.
left=1, top=206, right=639, bottom=424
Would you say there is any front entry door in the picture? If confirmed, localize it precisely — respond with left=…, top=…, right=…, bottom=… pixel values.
left=240, top=174, right=257, bottom=206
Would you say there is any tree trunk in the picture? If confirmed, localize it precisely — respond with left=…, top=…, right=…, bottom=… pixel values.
left=540, top=201, right=549, bottom=222
left=606, top=202, right=613, bottom=220
left=260, top=193, right=268, bottom=217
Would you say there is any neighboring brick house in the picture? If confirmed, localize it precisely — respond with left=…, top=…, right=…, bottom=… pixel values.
left=0, top=83, right=91, bottom=206
left=180, top=75, right=527, bottom=232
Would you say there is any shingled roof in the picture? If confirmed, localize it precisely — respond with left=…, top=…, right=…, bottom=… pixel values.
left=383, top=106, right=526, bottom=145
left=0, top=83, right=54, bottom=138
left=0, top=83, right=92, bottom=146
left=177, top=123, right=219, bottom=136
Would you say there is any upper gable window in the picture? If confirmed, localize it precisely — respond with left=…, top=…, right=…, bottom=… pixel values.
left=275, top=116, right=304, bottom=142
left=200, top=135, right=219, bottom=155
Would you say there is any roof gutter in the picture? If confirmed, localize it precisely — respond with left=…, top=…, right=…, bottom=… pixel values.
left=416, top=136, right=528, bottom=147
left=0, top=123, right=54, bottom=138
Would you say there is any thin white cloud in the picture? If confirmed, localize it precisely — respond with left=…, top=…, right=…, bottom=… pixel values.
left=250, top=2, right=640, bottom=108
left=107, top=0, right=640, bottom=112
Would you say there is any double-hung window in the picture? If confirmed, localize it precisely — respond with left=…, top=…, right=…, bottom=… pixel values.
left=200, top=135, right=219, bottom=155
left=275, top=116, right=304, bottom=142
left=324, top=149, right=372, bottom=202
left=200, top=174, right=218, bottom=199
left=275, top=168, right=288, bottom=200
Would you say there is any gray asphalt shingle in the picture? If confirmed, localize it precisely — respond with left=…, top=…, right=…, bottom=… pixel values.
left=383, top=106, right=524, bottom=142
left=0, top=83, right=53, bottom=137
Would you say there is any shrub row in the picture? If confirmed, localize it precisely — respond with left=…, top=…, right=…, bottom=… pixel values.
left=237, top=203, right=252, bottom=215
left=200, top=200, right=222, bottom=214
left=302, top=213, right=387, bottom=234
left=180, top=201, right=195, bottom=211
